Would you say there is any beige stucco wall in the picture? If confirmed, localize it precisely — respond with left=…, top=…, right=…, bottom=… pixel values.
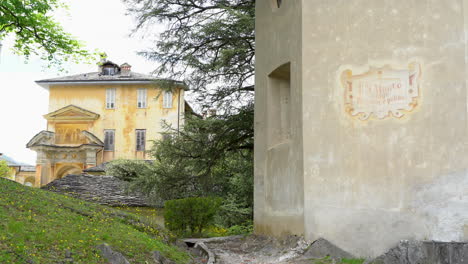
left=47, top=84, right=184, bottom=160
left=254, top=0, right=305, bottom=237
left=255, top=0, right=468, bottom=258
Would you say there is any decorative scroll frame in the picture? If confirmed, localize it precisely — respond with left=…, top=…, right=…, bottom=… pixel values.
left=341, top=62, right=421, bottom=120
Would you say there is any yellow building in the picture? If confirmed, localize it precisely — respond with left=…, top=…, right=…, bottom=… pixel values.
left=0, top=153, right=37, bottom=186
left=27, top=61, right=187, bottom=186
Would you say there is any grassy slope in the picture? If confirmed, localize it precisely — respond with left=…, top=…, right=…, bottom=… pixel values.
left=0, top=178, right=190, bottom=264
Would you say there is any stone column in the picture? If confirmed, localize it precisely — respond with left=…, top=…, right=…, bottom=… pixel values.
left=35, top=151, right=49, bottom=186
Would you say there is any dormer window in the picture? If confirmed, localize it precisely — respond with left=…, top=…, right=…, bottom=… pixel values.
left=103, top=67, right=116, bottom=75
left=100, top=61, right=121, bottom=76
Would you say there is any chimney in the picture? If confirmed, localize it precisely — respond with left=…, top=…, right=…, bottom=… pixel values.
left=120, top=63, right=132, bottom=77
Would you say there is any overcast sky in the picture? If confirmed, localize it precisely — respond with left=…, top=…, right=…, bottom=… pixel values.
left=0, top=0, right=163, bottom=164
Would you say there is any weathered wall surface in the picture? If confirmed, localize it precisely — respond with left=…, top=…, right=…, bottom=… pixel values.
left=48, top=85, right=184, bottom=160
left=255, top=0, right=468, bottom=258
left=254, top=0, right=305, bottom=236
left=301, top=0, right=468, bottom=257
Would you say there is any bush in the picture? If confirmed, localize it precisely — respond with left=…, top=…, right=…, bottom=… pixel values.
left=226, top=223, right=253, bottom=236
left=0, top=160, right=10, bottom=178
left=106, top=159, right=153, bottom=181
left=164, top=197, right=222, bottom=235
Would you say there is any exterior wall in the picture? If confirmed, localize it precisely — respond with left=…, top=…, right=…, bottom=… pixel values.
left=15, top=171, right=37, bottom=187
left=256, top=0, right=468, bottom=258
left=47, top=84, right=184, bottom=161
left=5, top=166, right=19, bottom=181
left=254, top=0, right=304, bottom=237
left=301, top=0, right=468, bottom=257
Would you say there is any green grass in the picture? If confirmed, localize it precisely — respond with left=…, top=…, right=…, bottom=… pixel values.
left=0, top=178, right=190, bottom=264
left=117, top=206, right=166, bottom=228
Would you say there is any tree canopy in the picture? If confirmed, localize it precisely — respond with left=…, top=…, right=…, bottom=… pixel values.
left=0, top=0, right=92, bottom=65
left=123, top=0, right=256, bottom=227
left=125, top=0, right=255, bottom=109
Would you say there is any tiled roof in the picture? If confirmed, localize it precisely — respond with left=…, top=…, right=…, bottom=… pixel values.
left=20, top=166, right=36, bottom=172
left=83, top=162, right=108, bottom=172
left=0, top=154, right=22, bottom=166
left=0, top=154, right=35, bottom=171
left=36, top=71, right=161, bottom=83
left=83, top=160, right=154, bottom=173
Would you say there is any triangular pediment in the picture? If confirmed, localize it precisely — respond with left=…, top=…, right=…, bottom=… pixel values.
left=44, top=105, right=100, bottom=121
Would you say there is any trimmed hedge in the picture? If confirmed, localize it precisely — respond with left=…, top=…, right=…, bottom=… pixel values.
left=164, top=197, right=222, bottom=235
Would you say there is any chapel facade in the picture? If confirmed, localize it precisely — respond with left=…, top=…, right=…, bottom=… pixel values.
left=27, top=61, right=187, bottom=186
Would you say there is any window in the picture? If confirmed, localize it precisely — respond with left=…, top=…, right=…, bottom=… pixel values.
left=136, top=129, right=146, bottom=151
left=103, top=67, right=116, bottom=75
left=106, top=88, right=116, bottom=109
left=104, top=130, right=115, bottom=151
left=137, top=88, right=147, bottom=108
left=163, top=91, right=173, bottom=108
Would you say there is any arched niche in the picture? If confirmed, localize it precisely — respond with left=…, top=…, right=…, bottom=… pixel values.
left=267, top=62, right=291, bottom=147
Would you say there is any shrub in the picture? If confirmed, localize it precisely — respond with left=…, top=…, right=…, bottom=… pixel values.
left=106, top=159, right=153, bottom=181
left=226, top=223, right=253, bottom=236
left=0, top=160, right=10, bottom=178
left=164, top=197, right=222, bottom=235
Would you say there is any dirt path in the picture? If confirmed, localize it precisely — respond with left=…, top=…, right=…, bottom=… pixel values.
left=186, top=235, right=312, bottom=264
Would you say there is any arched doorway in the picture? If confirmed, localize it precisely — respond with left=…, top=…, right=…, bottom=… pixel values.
left=55, top=165, right=82, bottom=180
left=24, top=176, right=36, bottom=187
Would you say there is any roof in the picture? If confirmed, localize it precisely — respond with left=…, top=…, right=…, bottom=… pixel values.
left=36, top=72, right=188, bottom=90
left=37, top=71, right=158, bottom=83
left=20, top=166, right=36, bottom=172
left=27, top=130, right=104, bottom=149
left=83, top=160, right=154, bottom=173
left=0, top=154, right=35, bottom=170
left=0, top=154, right=23, bottom=167
left=82, top=162, right=108, bottom=172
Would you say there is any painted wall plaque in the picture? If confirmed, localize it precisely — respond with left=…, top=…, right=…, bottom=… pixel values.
left=341, top=62, right=421, bottom=120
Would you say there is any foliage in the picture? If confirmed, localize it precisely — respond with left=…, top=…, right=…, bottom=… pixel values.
left=164, top=197, right=222, bottom=236
left=0, top=160, right=10, bottom=178
left=0, top=177, right=190, bottom=263
left=127, top=110, right=254, bottom=226
left=124, top=0, right=255, bottom=109
left=106, top=159, right=153, bottom=182
left=124, top=0, right=256, bottom=230
left=0, top=0, right=94, bottom=66
left=226, top=223, right=253, bottom=236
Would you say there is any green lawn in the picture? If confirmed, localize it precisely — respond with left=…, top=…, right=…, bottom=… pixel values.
left=0, top=178, right=191, bottom=264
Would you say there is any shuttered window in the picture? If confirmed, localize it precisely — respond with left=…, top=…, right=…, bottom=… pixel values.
left=163, top=91, right=173, bottom=108
left=137, top=88, right=147, bottom=108
left=136, top=129, right=146, bottom=151
left=104, top=130, right=115, bottom=151
left=106, top=88, right=116, bottom=109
